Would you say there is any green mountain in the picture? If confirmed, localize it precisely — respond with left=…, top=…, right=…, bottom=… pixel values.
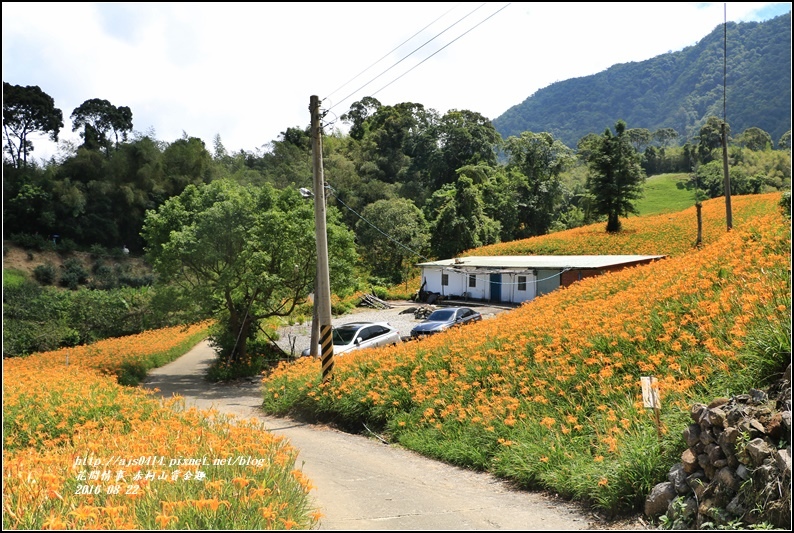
left=492, top=12, right=792, bottom=148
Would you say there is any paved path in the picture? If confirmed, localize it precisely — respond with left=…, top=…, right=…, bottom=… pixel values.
left=143, top=340, right=642, bottom=531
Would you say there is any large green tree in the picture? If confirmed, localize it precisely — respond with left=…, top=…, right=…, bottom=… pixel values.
left=425, top=109, right=501, bottom=191
left=697, top=116, right=730, bottom=164
left=585, top=120, right=645, bottom=233
left=70, top=98, right=133, bottom=154
left=736, top=127, right=773, bottom=151
left=141, top=179, right=357, bottom=361
left=503, top=131, right=574, bottom=237
left=428, top=174, right=500, bottom=258
left=2, top=82, right=64, bottom=167
left=355, top=198, right=430, bottom=284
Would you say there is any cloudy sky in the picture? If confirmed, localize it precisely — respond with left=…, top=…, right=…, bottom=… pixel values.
left=3, top=2, right=790, bottom=162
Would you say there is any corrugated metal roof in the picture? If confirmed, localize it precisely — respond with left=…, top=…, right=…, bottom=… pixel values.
left=417, top=255, right=666, bottom=269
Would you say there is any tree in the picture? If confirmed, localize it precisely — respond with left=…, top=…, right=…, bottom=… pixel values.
left=778, top=130, right=791, bottom=151
left=355, top=198, right=430, bottom=284
left=426, top=109, right=501, bottom=190
left=340, top=96, right=382, bottom=141
left=736, top=127, right=773, bottom=151
left=70, top=98, right=133, bottom=154
left=428, top=175, right=500, bottom=258
left=141, top=179, right=357, bottom=362
left=626, top=128, right=652, bottom=153
left=585, top=120, right=645, bottom=233
left=652, top=127, right=679, bottom=148
left=3, top=82, right=63, bottom=167
left=503, top=131, right=574, bottom=237
left=697, top=116, right=729, bottom=164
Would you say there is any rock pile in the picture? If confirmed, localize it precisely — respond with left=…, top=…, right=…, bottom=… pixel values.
left=645, top=364, right=791, bottom=529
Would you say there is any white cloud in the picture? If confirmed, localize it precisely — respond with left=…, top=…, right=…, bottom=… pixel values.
left=3, top=2, right=790, bottom=162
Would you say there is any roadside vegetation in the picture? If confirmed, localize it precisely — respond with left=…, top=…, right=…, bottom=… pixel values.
left=260, top=193, right=791, bottom=524
left=2, top=322, right=321, bottom=530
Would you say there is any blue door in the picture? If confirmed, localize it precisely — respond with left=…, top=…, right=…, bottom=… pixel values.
left=489, top=274, right=501, bottom=303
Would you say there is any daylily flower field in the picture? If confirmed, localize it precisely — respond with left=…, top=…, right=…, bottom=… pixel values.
left=261, top=193, right=791, bottom=515
left=3, top=193, right=788, bottom=526
left=3, top=322, right=320, bottom=530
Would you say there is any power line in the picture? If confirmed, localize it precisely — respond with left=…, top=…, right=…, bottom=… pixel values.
left=369, top=3, right=511, bottom=99
left=324, top=2, right=492, bottom=116
left=324, top=183, right=432, bottom=262
left=323, top=3, right=461, bottom=105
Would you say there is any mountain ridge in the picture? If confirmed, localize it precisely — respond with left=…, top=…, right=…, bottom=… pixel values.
left=492, top=12, right=792, bottom=148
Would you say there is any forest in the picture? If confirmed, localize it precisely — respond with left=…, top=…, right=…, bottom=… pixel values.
left=493, top=11, right=792, bottom=148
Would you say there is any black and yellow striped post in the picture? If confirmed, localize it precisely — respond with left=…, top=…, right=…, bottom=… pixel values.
left=319, top=324, right=334, bottom=381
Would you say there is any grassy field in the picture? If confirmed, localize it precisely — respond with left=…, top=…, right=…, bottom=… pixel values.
left=261, top=193, right=790, bottom=523
left=2, top=267, right=27, bottom=288
left=634, top=173, right=696, bottom=216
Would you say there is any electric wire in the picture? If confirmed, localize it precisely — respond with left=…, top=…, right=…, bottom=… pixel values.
left=324, top=183, right=433, bottom=262
left=323, top=2, right=490, bottom=116
left=369, top=3, right=511, bottom=99
left=323, top=3, right=461, bottom=105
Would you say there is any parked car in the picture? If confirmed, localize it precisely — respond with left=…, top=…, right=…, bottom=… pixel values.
left=301, top=321, right=402, bottom=357
left=410, top=306, right=482, bottom=339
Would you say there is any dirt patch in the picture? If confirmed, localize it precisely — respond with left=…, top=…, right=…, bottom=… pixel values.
left=2, top=241, right=151, bottom=282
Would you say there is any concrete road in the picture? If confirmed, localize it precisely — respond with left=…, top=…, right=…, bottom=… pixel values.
left=143, top=339, right=646, bottom=531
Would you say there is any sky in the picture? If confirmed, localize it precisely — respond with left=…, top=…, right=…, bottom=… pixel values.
left=3, top=2, right=791, bottom=163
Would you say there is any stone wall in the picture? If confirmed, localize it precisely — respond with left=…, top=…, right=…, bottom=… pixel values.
left=645, top=364, right=791, bottom=528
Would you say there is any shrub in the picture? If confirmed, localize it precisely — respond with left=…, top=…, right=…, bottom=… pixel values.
left=780, top=190, right=791, bottom=218
left=33, top=262, right=57, bottom=285
left=89, top=243, right=108, bottom=259
left=9, top=232, right=53, bottom=252
left=59, top=257, right=89, bottom=289
left=88, top=261, right=117, bottom=290
left=55, top=237, right=78, bottom=256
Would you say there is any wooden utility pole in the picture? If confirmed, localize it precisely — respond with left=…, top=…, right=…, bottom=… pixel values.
left=310, top=95, right=334, bottom=381
left=722, top=4, right=732, bottom=230
left=721, top=122, right=732, bottom=231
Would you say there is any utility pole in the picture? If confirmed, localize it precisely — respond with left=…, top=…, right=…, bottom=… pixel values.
left=721, top=4, right=732, bottom=230
left=310, top=95, right=334, bottom=381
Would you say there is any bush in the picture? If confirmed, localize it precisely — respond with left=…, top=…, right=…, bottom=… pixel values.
left=2, top=283, right=174, bottom=357
left=33, top=262, right=57, bottom=285
left=9, top=232, right=54, bottom=252
left=780, top=190, right=791, bottom=218
left=89, top=261, right=117, bottom=290
left=56, top=237, right=78, bottom=256
left=59, top=258, right=89, bottom=290
left=89, top=244, right=108, bottom=259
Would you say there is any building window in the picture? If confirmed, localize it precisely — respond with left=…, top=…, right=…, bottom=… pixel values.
left=517, top=276, right=527, bottom=291
left=468, top=274, right=476, bottom=288
left=442, top=273, right=449, bottom=286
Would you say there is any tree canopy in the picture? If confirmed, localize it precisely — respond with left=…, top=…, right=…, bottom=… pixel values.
left=2, top=82, right=63, bottom=167
left=71, top=98, right=133, bottom=154
left=355, top=198, right=430, bottom=285
left=141, top=178, right=357, bottom=361
left=585, top=120, right=645, bottom=233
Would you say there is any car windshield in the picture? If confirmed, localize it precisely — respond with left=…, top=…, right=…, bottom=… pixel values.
left=333, top=326, right=362, bottom=345
left=426, top=309, right=455, bottom=321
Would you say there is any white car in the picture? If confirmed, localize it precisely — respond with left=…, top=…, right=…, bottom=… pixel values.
left=301, top=321, right=401, bottom=357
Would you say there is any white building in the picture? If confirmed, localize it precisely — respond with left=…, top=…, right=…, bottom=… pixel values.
left=416, top=255, right=665, bottom=305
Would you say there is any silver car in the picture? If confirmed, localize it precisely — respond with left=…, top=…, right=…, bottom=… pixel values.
left=410, top=307, right=482, bottom=339
left=301, top=321, right=401, bottom=357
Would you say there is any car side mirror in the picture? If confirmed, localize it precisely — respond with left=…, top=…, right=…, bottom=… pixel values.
left=355, top=337, right=363, bottom=345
